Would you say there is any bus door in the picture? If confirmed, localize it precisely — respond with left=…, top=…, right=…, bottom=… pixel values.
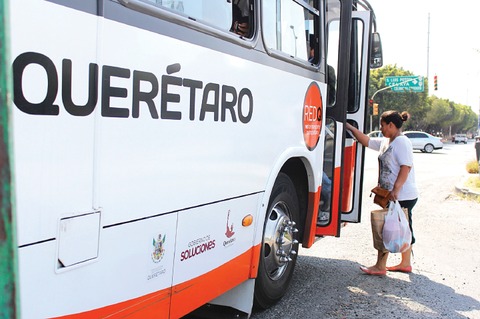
left=316, top=1, right=376, bottom=236
left=342, top=10, right=378, bottom=223
left=315, top=0, right=353, bottom=237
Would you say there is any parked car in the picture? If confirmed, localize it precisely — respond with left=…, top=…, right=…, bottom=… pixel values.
left=367, top=130, right=384, bottom=141
left=453, top=133, right=468, bottom=144
left=403, top=131, right=444, bottom=153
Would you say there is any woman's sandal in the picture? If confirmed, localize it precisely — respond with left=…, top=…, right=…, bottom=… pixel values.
left=386, top=265, right=412, bottom=273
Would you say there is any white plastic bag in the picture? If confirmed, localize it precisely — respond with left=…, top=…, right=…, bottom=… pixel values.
left=382, top=201, right=412, bottom=253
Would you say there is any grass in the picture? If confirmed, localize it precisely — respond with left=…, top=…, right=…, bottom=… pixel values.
left=465, top=175, right=480, bottom=193
left=462, top=160, right=480, bottom=203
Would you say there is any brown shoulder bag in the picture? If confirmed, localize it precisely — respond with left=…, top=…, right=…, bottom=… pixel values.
left=371, top=186, right=390, bottom=209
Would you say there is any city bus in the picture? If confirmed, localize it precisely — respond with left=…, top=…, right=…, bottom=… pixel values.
left=0, top=0, right=382, bottom=318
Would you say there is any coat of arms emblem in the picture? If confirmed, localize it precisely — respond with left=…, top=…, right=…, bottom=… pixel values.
left=152, top=234, right=166, bottom=263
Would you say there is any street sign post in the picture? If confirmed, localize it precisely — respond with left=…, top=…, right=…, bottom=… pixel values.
left=385, top=76, right=424, bottom=92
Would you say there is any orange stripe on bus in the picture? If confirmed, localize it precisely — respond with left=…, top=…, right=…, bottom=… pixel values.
left=315, top=166, right=341, bottom=237
left=342, top=142, right=356, bottom=212
left=52, top=289, right=171, bottom=319
left=249, top=243, right=262, bottom=278
left=53, top=246, right=261, bottom=319
left=302, top=187, right=320, bottom=248
left=170, top=248, right=255, bottom=318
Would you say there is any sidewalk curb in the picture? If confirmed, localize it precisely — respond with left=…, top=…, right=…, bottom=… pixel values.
left=455, top=175, right=480, bottom=199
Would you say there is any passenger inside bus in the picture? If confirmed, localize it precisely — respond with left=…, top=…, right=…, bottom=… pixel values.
left=318, top=66, right=337, bottom=225
left=318, top=172, right=332, bottom=225
left=308, top=35, right=316, bottom=63
left=231, top=0, right=250, bottom=37
left=327, top=64, right=336, bottom=105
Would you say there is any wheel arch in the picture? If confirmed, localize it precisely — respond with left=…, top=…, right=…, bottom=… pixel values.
left=253, top=159, right=310, bottom=310
left=279, top=157, right=312, bottom=245
left=256, top=151, right=319, bottom=250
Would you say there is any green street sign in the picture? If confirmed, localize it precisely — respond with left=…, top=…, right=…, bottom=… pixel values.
left=385, top=76, right=424, bottom=92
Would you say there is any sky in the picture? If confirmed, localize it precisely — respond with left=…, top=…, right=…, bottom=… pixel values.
left=366, top=0, right=480, bottom=114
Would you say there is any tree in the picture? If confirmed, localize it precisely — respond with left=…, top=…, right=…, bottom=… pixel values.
left=368, top=65, right=478, bottom=135
left=368, top=65, right=429, bottom=131
left=424, top=96, right=478, bottom=135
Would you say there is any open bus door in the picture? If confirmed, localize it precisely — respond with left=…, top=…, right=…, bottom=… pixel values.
left=342, top=10, right=379, bottom=223
left=314, top=0, right=353, bottom=237
left=316, top=1, right=380, bottom=237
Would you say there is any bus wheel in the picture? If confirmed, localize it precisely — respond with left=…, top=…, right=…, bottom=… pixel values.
left=254, top=173, right=299, bottom=309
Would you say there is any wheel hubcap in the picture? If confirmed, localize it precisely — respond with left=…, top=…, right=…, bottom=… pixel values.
left=262, top=201, right=299, bottom=281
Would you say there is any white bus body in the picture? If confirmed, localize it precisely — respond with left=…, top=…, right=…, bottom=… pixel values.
left=0, top=0, right=381, bottom=317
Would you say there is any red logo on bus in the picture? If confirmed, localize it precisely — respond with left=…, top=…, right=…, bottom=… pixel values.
left=225, top=210, right=235, bottom=238
left=303, top=82, right=323, bottom=151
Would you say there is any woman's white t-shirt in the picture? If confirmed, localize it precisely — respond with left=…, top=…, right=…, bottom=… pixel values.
left=368, top=135, right=418, bottom=201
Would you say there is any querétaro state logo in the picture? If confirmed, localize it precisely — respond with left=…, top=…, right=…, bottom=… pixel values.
left=152, top=234, right=166, bottom=263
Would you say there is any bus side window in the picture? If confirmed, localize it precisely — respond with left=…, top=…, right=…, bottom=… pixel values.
left=143, top=0, right=232, bottom=33
left=231, top=0, right=252, bottom=38
left=262, top=0, right=319, bottom=63
left=327, top=64, right=337, bottom=106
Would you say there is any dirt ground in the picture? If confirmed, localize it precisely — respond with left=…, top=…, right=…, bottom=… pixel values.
left=250, top=191, right=480, bottom=319
left=252, top=145, right=480, bottom=319
left=186, top=145, right=480, bottom=319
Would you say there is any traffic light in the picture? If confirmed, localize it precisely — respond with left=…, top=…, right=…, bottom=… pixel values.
left=373, top=103, right=379, bottom=115
left=369, top=99, right=373, bottom=107
left=434, top=75, right=438, bottom=90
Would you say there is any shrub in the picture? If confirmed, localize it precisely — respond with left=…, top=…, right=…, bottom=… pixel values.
left=466, top=160, right=479, bottom=174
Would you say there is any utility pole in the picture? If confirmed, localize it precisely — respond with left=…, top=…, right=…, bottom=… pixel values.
left=427, top=13, right=430, bottom=81
left=370, top=86, right=391, bottom=132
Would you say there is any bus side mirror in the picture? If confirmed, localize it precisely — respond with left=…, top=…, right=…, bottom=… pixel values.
left=370, top=32, right=383, bottom=69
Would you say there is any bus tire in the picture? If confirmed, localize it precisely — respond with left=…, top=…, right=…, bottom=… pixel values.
left=254, top=173, right=300, bottom=310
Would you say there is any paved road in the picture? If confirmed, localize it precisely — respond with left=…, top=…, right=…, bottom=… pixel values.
left=251, top=142, right=480, bottom=319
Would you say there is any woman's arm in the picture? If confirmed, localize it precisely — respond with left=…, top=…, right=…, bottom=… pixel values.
left=345, top=122, right=370, bottom=147
left=390, top=165, right=411, bottom=200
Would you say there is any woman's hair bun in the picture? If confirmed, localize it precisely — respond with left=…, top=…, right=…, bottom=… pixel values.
left=400, top=111, right=410, bottom=122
